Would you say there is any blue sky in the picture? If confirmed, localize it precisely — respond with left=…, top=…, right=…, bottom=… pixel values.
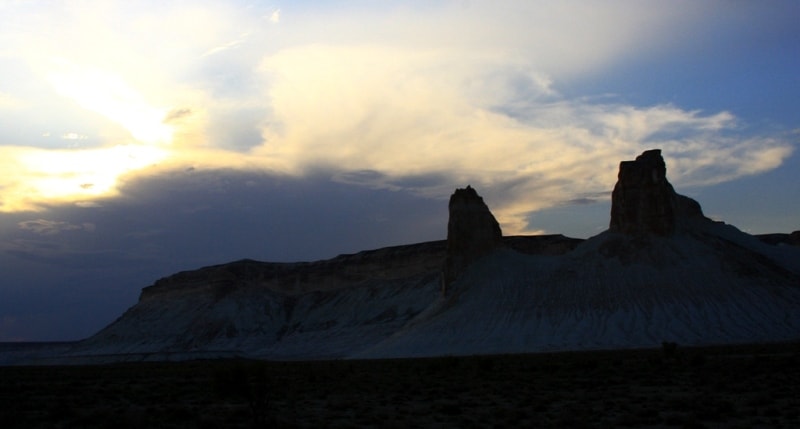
left=0, top=0, right=798, bottom=341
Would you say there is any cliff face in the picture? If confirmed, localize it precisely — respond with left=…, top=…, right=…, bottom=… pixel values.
left=58, top=149, right=800, bottom=364
left=80, top=242, right=448, bottom=359
left=139, top=241, right=448, bottom=302
left=78, top=234, right=581, bottom=361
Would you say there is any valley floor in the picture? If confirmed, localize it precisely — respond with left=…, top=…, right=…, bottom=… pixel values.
left=1, top=342, right=799, bottom=428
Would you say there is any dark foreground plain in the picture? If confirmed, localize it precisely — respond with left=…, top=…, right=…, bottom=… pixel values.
left=1, top=343, right=798, bottom=429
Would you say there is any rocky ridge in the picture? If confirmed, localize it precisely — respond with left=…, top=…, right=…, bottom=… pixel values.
left=9, top=149, right=799, bottom=364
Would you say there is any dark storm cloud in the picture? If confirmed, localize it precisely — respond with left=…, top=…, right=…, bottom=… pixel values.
left=17, top=219, right=93, bottom=235
left=333, top=169, right=387, bottom=187
left=108, top=168, right=446, bottom=261
left=3, top=237, right=137, bottom=267
left=388, top=173, right=453, bottom=191
left=0, top=168, right=448, bottom=340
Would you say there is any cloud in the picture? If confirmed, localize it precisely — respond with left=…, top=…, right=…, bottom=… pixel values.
left=163, top=108, right=192, bottom=123
left=0, top=144, right=168, bottom=212
left=0, top=92, right=23, bottom=110
left=3, top=168, right=447, bottom=268
left=61, top=132, right=88, bottom=140
left=46, top=57, right=174, bottom=145
left=269, top=9, right=280, bottom=24
left=254, top=44, right=793, bottom=233
left=201, top=37, right=247, bottom=58
left=18, top=219, right=95, bottom=235
left=0, top=0, right=795, bottom=236
left=563, top=198, right=601, bottom=206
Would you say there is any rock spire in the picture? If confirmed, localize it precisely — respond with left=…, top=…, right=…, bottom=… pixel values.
left=609, top=149, right=706, bottom=236
left=442, top=185, right=503, bottom=293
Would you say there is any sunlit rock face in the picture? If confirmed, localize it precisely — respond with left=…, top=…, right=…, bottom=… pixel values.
left=609, top=149, right=706, bottom=236
left=442, top=185, right=503, bottom=292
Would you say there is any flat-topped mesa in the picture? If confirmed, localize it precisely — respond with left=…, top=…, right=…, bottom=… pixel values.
left=442, top=185, right=503, bottom=294
left=609, top=149, right=706, bottom=236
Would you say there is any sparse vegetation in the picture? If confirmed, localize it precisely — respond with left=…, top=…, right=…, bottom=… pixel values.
left=0, top=342, right=798, bottom=428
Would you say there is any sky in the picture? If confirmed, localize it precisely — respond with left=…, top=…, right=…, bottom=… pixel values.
left=0, top=0, right=798, bottom=341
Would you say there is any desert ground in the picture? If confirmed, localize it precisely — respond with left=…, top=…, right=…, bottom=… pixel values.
left=1, top=342, right=798, bottom=428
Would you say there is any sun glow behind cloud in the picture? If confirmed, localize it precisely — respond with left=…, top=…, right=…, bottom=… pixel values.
left=46, top=58, right=173, bottom=145
left=0, top=0, right=795, bottom=234
left=0, top=56, right=176, bottom=211
left=1, top=144, right=168, bottom=211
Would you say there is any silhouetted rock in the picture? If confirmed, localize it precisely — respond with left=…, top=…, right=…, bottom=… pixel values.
left=609, top=149, right=706, bottom=236
left=503, top=234, right=583, bottom=255
left=34, top=151, right=800, bottom=365
left=442, top=185, right=503, bottom=293
left=757, top=231, right=800, bottom=247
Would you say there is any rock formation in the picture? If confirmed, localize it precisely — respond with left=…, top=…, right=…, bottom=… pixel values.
left=442, top=185, right=503, bottom=293
left=609, top=149, right=706, bottom=236
left=11, top=150, right=798, bottom=365
left=756, top=231, right=800, bottom=247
